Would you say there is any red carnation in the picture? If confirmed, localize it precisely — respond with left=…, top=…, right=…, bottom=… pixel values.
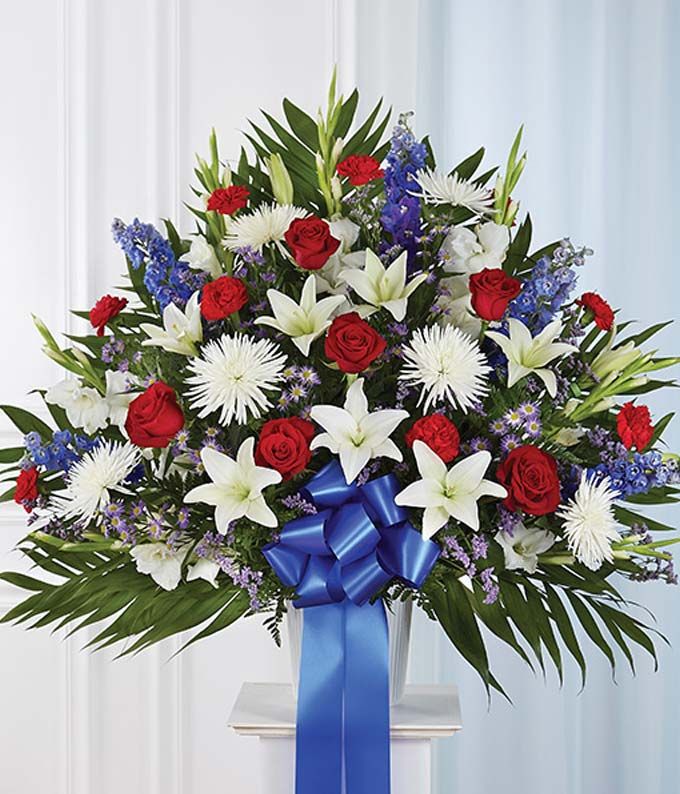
left=469, top=268, right=522, bottom=321
left=255, top=417, right=316, bottom=480
left=577, top=291, right=614, bottom=331
left=405, top=415, right=460, bottom=463
left=207, top=185, right=250, bottom=215
left=496, top=445, right=561, bottom=516
left=617, top=402, right=654, bottom=450
left=284, top=216, right=340, bottom=270
left=325, top=312, right=387, bottom=373
left=201, top=276, right=248, bottom=321
left=336, top=155, right=385, bottom=186
left=14, top=467, right=39, bottom=512
left=89, top=295, right=128, bottom=337
left=125, top=381, right=185, bottom=449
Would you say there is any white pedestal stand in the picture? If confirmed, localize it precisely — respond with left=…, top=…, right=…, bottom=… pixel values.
left=228, top=683, right=462, bottom=794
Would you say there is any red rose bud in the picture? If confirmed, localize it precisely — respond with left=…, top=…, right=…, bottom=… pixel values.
left=89, top=295, right=128, bottom=337
left=577, top=291, right=614, bottom=331
left=201, top=276, right=248, bottom=321
left=255, top=417, right=316, bottom=480
left=14, top=467, right=39, bottom=512
left=325, top=312, right=387, bottom=373
left=496, top=445, right=561, bottom=516
left=284, top=216, right=340, bottom=270
left=468, top=268, right=521, bottom=322
left=617, top=402, right=654, bottom=450
left=125, top=381, right=185, bottom=448
left=405, top=415, right=460, bottom=463
left=206, top=185, right=250, bottom=215
left=336, top=155, right=385, bottom=186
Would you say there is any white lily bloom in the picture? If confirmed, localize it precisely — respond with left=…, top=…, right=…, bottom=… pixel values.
left=412, top=168, right=493, bottom=215
left=327, top=217, right=359, bottom=251
left=187, top=558, right=220, bottom=588
left=339, top=249, right=428, bottom=322
left=184, top=238, right=222, bottom=279
left=254, top=275, right=346, bottom=355
left=140, top=291, right=203, bottom=357
left=104, top=370, right=136, bottom=430
left=184, top=438, right=282, bottom=532
left=395, top=442, right=507, bottom=539
left=310, top=378, right=408, bottom=484
left=591, top=336, right=641, bottom=380
left=441, top=222, right=510, bottom=275
left=486, top=318, right=577, bottom=398
left=45, top=379, right=108, bottom=434
left=130, top=543, right=186, bottom=591
left=495, top=524, right=556, bottom=574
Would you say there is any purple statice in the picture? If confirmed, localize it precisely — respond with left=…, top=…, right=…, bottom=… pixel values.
left=471, top=534, right=489, bottom=561
left=627, top=524, right=678, bottom=585
left=281, top=492, right=318, bottom=516
left=441, top=537, right=472, bottom=569
left=387, top=321, right=409, bottom=338
left=498, top=505, right=522, bottom=535
left=356, top=460, right=381, bottom=487
left=480, top=567, right=500, bottom=604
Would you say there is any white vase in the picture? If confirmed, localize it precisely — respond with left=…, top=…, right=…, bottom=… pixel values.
left=285, top=598, right=413, bottom=706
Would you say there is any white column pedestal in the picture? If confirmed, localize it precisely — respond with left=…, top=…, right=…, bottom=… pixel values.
left=228, top=683, right=462, bottom=794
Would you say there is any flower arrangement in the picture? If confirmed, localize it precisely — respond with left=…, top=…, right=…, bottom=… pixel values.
left=2, top=75, right=679, bottom=697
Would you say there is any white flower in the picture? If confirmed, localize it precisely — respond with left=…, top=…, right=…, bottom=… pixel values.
left=186, top=333, right=287, bottom=425
left=435, top=275, right=483, bottom=339
left=399, top=324, right=490, bottom=412
left=310, top=378, right=408, bottom=484
left=130, top=543, right=186, bottom=591
left=554, top=427, right=586, bottom=447
left=314, top=250, right=364, bottom=297
left=184, top=438, right=282, bottom=531
left=104, top=370, right=135, bottom=430
left=591, top=336, right=641, bottom=380
left=224, top=203, right=307, bottom=252
left=140, top=291, right=203, bottom=357
left=339, top=249, right=428, bottom=322
left=395, top=442, right=507, bottom=539
left=558, top=473, right=620, bottom=571
left=327, top=217, right=359, bottom=251
left=184, top=238, right=222, bottom=279
left=412, top=168, right=493, bottom=214
left=495, top=524, right=555, bottom=574
left=442, top=222, right=510, bottom=275
left=486, top=318, right=577, bottom=398
left=45, top=379, right=108, bottom=434
left=254, top=275, right=345, bottom=355
left=51, top=441, right=140, bottom=523
left=187, top=558, right=220, bottom=588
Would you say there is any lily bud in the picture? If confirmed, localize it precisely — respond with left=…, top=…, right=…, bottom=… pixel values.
left=266, top=154, right=294, bottom=205
left=331, top=137, right=344, bottom=166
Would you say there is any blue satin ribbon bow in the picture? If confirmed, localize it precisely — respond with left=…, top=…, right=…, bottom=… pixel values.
left=263, top=460, right=440, bottom=794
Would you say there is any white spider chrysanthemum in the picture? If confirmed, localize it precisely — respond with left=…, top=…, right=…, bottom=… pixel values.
left=399, top=325, right=491, bottom=412
left=557, top=473, right=621, bottom=571
left=223, top=203, right=307, bottom=252
left=186, top=333, right=287, bottom=425
left=52, top=442, right=140, bottom=523
left=412, top=168, right=493, bottom=214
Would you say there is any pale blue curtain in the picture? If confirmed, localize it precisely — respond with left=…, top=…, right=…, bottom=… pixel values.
left=350, top=1, right=680, bottom=792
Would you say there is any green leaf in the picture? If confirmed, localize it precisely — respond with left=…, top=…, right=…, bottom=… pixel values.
left=0, top=405, right=53, bottom=439
left=334, top=89, right=359, bottom=139
left=499, top=580, right=544, bottom=671
left=451, top=147, right=485, bottom=180
left=0, top=447, right=26, bottom=464
left=282, top=98, right=318, bottom=149
left=504, top=214, right=532, bottom=275
left=565, top=592, right=616, bottom=677
left=469, top=582, right=533, bottom=670
left=525, top=581, right=562, bottom=683
left=614, top=506, right=676, bottom=533
left=544, top=584, right=586, bottom=688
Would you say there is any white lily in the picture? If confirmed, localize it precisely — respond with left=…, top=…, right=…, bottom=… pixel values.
left=591, top=335, right=641, bottom=380
left=396, top=442, right=507, bottom=539
left=187, top=558, right=220, bottom=588
left=310, top=378, right=408, bottom=484
left=486, top=318, right=577, bottom=397
left=495, top=524, right=555, bottom=574
left=141, top=291, right=203, bottom=357
left=130, top=543, right=186, bottom=591
left=184, top=238, right=222, bottom=279
left=339, top=249, right=428, bottom=321
left=184, top=437, right=282, bottom=532
left=254, top=275, right=345, bottom=355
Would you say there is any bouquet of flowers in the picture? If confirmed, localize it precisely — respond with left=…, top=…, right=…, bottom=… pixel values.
left=2, top=75, right=679, bottom=702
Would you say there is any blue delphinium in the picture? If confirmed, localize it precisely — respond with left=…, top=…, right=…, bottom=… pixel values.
left=24, top=430, right=97, bottom=473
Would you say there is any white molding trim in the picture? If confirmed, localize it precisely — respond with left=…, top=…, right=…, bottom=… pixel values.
left=332, top=0, right=358, bottom=94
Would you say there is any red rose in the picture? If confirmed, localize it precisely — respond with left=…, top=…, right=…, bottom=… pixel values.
left=255, top=417, right=315, bottom=480
left=284, top=216, right=340, bottom=270
left=577, top=291, right=614, bottom=331
left=325, top=312, right=387, bottom=373
left=336, top=155, right=385, bottom=186
left=206, top=185, right=250, bottom=215
left=14, top=467, right=38, bottom=512
left=497, top=445, right=561, bottom=516
left=468, top=268, right=521, bottom=321
left=201, top=276, right=248, bottom=321
left=617, top=402, right=654, bottom=450
left=125, top=381, right=185, bottom=448
left=405, top=415, right=460, bottom=463
left=89, top=295, right=128, bottom=337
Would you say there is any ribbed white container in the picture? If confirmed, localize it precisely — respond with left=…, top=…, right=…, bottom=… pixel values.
left=286, top=599, right=413, bottom=706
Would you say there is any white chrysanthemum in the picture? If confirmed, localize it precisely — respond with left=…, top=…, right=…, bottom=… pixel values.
left=558, top=473, right=621, bottom=571
left=186, top=333, right=287, bottom=425
left=412, top=168, right=493, bottom=214
left=223, top=203, right=307, bottom=251
left=399, top=325, right=490, bottom=412
left=52, top=442, right=140, bottom=523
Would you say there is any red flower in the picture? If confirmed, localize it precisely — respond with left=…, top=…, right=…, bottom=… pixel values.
left=496, top=445, right=561, bottom=516
left=89, top=295, right=128, bottom=337
left=206, top=185, right=250, bottom=215
left=577, top=292, right=614, bottom=331
left=468, top=268, right=521, bottom=321
left=336, top=155, right=385, bottom=186
left=125, top=381, right=185, bottom=448
left=255, top=417, right=316, bottom=480
left=201, top=276, right=248, bottom=321
left=14, top=467, right=38, bottom=512
left=284, top=216, right=340, bottom=270
left=325, top=312, right=387, bottom=373
left=405, top=415, right=460, bottom=463
left=617, top=402, right=654, bottom=450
